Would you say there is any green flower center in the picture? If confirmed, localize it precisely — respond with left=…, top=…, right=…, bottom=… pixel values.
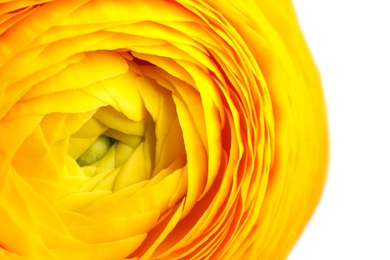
left=76, top=135, right=115, bottom=166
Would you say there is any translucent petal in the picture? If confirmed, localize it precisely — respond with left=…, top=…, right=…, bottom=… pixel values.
left=136, top=200, right=185, bottom=259
left=79, top=167, right=119, bottom=193
left=0, top=168, right=73, bottom=258
left=91, top=71, right=147, bottom=122
left=12, top=126, right=66, bottom=179
left=68, top=118, right=108, bottom=160
left=134, top=74, right=186, bottom=174
left=68, top=210, right=159, bottom=244
left=82, top=168, right=185, bottom=221
left=52, top=190, right=111, bottom=212
left=56, top=0, right=198, bottom=26
left=7, top=89, right=106, bottom=118
left=115, top=142, right=135, bottom=167
left=113, top=142, right=151, bottom=192
left=0, top=247, right=30, bottom=260
left=106, top=129, right=143, bottom=149
left=51, top=234, right=147, bottom=260
left=93, top=143, right=117, bottom=175
left=93, top=106, right=146, bottom=136
left=174, top=97, right=207, bottom=216
left=22, top=50, right=129, bottom=100
left=0, top=114, right=42, bottom=162
left=24, top=177, right=78, bottom=203
left=0, top=53, right=85, bottom=119
left=0, top=1, right=88, bottom=66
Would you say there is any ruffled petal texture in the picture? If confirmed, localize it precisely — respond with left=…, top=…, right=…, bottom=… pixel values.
left=0, top=0, right=328, bottom=259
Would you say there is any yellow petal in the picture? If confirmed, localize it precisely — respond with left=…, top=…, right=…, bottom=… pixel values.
left=135, top=200, right=185, bottom=259
left=0, top=53, right=85, bottom=119
left=51, top=235, right=147, bottom=260
left=22, top=50, right=129, bottom=100
left=0, top=168, right=72, bottom=258
left=7, top=89, right=106, bottom=118
left=135, top=73, right=187, bottom=174
left=115, top=142, right=135, bottom=167
left=12, top=125, right=65, bottom=179
left=52, top=190, right=111, bottom=212
left=0, top=114, right=42, bottom=162
left=93, top=106, right=146, bottom=136
left=82, top=167, right=185, bottom=222
left=113, top=142, right=151, bottom=192
left=0, top=1, right=88, bottom=67
left=83, top=71, right=148, bottom=122
left=68, top=210, right=159, bottom=244
left=68, top=118, right=108, bottom=160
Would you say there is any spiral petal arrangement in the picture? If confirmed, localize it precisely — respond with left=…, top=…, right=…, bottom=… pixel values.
left=0, top=1, right=328, bottom=259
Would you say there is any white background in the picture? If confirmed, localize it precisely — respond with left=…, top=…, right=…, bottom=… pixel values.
left=289, top=1, right=390, bottom=259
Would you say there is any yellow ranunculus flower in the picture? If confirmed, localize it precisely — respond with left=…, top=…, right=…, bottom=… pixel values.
left=0, top=0, right=328, bottom=259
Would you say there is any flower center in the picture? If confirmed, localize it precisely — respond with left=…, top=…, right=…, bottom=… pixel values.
left=58, top=56, right=187, bottom=194
left=76, top=135, right=115, bottom=166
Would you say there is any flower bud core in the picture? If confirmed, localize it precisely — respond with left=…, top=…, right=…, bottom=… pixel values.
left=76, top=135, right=114, bottom=166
